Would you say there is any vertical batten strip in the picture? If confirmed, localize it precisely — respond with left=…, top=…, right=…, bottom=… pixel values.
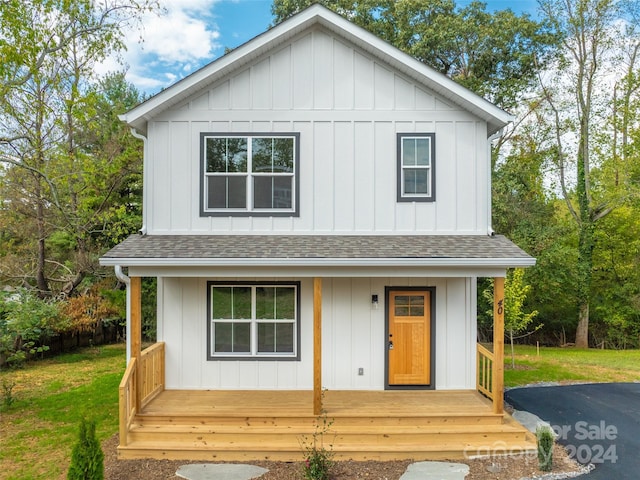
left=313, top=277, right=322, bottom=415
left=492, top=277, right=505, bottom=414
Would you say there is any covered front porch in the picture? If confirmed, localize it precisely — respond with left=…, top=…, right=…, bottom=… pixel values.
left=119, top=366, right=534, bottom=461
left=115, top=276, right=534, bottom=461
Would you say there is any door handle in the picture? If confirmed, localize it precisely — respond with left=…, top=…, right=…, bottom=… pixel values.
left=388, top=340, right=394, bottom=350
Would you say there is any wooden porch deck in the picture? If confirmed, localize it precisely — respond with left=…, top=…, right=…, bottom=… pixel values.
left=119, top=389, right=536, bottom=461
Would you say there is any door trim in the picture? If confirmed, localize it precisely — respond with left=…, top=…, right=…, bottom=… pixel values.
left=384, top=286, right=436, bottom=390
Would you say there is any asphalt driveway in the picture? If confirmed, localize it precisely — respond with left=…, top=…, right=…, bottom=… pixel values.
left=505, top=383, right=640, bottom=479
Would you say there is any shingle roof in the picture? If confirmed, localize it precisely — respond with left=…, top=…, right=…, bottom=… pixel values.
left=100, top=234, right=534, bottom=268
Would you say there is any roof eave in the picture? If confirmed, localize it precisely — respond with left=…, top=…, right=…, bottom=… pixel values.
left=100, top=257, right=536, bottom=268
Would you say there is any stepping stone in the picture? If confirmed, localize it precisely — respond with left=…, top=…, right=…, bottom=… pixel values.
left=176, top=463, right=268, bottom=480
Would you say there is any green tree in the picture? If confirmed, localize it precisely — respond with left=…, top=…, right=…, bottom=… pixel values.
left=484, top=270, right=539, bottom=367
left=0, top=1, right=151, bottom=296
left=536, top=0, right=640, bottom=347
left=491, top=119, right=579, bottom=346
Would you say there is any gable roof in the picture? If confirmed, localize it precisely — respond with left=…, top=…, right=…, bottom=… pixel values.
left=100, top=234, right=535, bottom=269
left=121, top=4, right=513, bottom=135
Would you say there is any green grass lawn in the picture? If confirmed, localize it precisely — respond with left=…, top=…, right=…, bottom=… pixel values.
left=504, top=345, right=640, bottom=387
left=0, top=344, right=126, bottom=480
left=1, top=343, right=640, bottom=479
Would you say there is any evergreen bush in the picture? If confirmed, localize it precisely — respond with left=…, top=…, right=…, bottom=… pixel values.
left=536, top=424, right=554, bottom=472
left=67, top=418, right=104, bottom=480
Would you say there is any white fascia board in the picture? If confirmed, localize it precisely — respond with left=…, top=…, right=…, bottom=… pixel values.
left=100, top=256, right=535, bottom=269
left=128, top=265, right=510, bottom=279
left=119, top=4, right=513, bottom=135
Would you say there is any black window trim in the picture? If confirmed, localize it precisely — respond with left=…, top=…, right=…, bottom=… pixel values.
left=396, top=132, right=436, bottom=203
left=200, top=132, right=301, bottom=217
left=206, top=280, right=302, bottom=361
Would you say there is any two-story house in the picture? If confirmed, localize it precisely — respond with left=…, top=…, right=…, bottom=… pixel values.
left=100, top=4, right=536, bottom=461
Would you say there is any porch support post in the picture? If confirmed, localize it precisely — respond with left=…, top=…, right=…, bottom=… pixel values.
left=130, top=276, right=142, bottom=361
left=492, top=276, right=505, bottom=414
left=131, top=276, right=142, bottom=411
left=313, top=277, right=322, bottom=416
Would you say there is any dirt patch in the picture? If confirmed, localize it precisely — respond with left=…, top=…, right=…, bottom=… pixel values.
left=103, top=435, right=586, bottom=480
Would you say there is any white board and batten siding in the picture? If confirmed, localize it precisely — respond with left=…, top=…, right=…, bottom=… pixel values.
left=158, top=276, right=477, bottom=391
left=146, top=27, right=490, bottom=236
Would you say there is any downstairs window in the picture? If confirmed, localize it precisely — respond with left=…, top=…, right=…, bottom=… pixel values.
left=207, top=282, right=300, bottom=360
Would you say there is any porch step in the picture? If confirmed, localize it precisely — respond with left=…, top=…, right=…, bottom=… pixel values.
left=118, top=390, right=537, bottom=461
left=134, top=412, right=506, bottom=427
left=120, top=413, right=536, bottom=461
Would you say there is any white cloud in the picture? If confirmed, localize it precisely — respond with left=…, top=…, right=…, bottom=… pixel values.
left=136, top=7, right=220, bottom=64
left=96, top=0, right=223, bottom=94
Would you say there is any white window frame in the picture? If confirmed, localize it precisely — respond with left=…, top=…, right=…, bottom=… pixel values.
left=207, top=282, right=300, bottom=360
left=397, top=133, right=436, bottom=202
left=200, top=132, right=300, bottom=217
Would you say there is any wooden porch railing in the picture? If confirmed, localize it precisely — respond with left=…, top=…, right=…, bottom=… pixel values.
left=476, top=343, right=494, bottom=400
left=118, top=342, right=165, bottom=447
left=119, top=357, right=138, bottom=447
left=138, top=342, right=165, bottom=408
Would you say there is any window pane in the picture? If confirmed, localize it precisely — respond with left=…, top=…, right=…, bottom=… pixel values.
left=404, top=168, right=429, bottom=195
left=226, top=138, right=248, bottom=172
left=409, top=295, right=425, bottom=316
left=276, top=287, right=295, bottom=319
left=416, top=138, right=430, bottom=166
left=227, top=176, right=247, bottom=208
left=273, top=176, right=293, bottom=208
left=272, top=138, right=294, bottom=173
left=207, top=176, right=247, bottom=209
left=256, top=287, right=276, bottom=319
left=212, top=287, right=231, bottom=318
left=276, top=323, right=294, bottom=353
left=252, top=138, right=272, bottom=172
left=395, top=295, right=409, bottom=316
left=232, top=287, right=251, bottom=319
left=257, top=323, right=294, bottom=353
left=233, top=322, right=251, bottom=352
left=395, top=295, right=409, bottom=306
left=206, top=138, right=227, bottom=172
left=206, top=138, right=247, bottom=172
left=214, top=323, right=232, bottom=352
left=215, top=322, right=251, bottom=353
left=402, top=138, right=416, bottom=166
left=258, top=323, right=275, bottom=352
left=207, top=176, right=226, bottom=208
left=253, top=176, right=293, bottom=209
left=252, top=138, right=294, bottom=173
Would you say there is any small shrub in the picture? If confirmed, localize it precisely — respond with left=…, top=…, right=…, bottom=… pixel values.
left=1, top=379, right=16, bottom=411
left=536, top=424, right=554, bottom=472
left=67, top=418, right=104, bottom=480
left=300, top=394, right=335, bottom=480
left=0, top=289, right=65, bottom=366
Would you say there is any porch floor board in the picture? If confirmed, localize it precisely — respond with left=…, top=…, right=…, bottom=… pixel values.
left=119, top=389, right=537, bottom=461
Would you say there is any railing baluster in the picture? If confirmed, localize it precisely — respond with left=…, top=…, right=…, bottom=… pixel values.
left=476, top=343, right=494, bottom=400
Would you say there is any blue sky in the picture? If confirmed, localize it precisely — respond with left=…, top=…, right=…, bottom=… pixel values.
left=107, top=0, right=540, bottom=95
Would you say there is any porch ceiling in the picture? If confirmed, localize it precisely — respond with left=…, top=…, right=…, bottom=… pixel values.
left=99, top=234, right=535, bottom=269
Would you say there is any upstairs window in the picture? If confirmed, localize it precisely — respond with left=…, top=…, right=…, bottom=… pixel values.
left=397, top=133, right=435, bottom=202
left=201, top=133, right=300, bottom=216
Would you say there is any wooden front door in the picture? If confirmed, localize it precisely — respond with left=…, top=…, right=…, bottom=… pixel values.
left=387, top=290, right=431, bottom=386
